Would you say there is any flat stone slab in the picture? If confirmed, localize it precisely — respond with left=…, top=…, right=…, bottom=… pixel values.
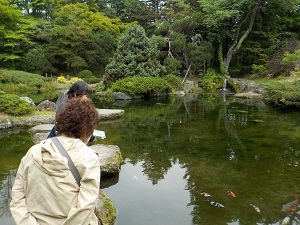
left=29, top=129, right=122, bottom=176
left=89, top=144, right=122, bottom=176
left=1, top=108, right=124, bottom=129
left=234, top=92, right=263, bottom=99
left=97, top=109, right=124, bottom=120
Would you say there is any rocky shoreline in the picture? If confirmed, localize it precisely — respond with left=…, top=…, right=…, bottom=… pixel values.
left=0, top=108, right=125, bottom=130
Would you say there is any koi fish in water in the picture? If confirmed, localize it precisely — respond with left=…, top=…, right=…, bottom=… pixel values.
left=227, top=189, right=236, bottom=198
left=197, top=190, right=211, bottom=198
left=250, top=204, right=261, bottom=213
left=209, top=200, right=225, bottom=208
left=281, top=196, right=299, bottom=212
left=281, top=216, right=290, bottom=225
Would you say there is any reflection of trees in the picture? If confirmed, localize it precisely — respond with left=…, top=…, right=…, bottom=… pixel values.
left=98, top=94, right=300, bottom=224
left=217, top=102, right=246, bottom=151
left=0, top=170, right=15, bottom=218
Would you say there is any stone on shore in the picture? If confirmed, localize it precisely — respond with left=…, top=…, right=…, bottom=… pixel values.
left=29, top=124, right=122, bottom=176
left=96, top=190, right=116, bottom=225
left=89, top=144, right=122, bottom=176
left=1, top=108, right=124, bottom=129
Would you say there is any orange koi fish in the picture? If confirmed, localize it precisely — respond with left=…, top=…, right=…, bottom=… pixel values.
left=281, top=196, right=299, bottom=212
left=227, top=189, right=236, bottom=198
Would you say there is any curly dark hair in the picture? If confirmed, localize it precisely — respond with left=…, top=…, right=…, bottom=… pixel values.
left=56, top=97, right=100, bottom=140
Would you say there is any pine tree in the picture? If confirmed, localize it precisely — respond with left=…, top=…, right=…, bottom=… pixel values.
left=104, top=24, right=165, bottom=88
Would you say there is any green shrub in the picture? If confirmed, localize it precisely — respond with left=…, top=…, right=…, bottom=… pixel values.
left=77, top=70, right=100, bottom=83
left=111, top=76, right=172, bottom=95
left=264, top=81, right=300, bottom=107
left=252, top=64, right=267, bottom=74
left=163, top=74, right=183, bottom=91
left=198, top=69, right=222, bottom=90
left=2, top=70, right=45, bottom=87
left=0, top=93, right=33, bottom=115
left=95, top=81, right=105, bottom=92
left=83, top=77, right=101, bottom=84
left=0, top=70, right=13, bottom=83
left=78, top=70, right=94, bottom=78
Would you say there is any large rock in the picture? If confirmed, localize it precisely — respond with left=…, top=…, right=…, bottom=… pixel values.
left=89, top=144, right=122, bottom=176
left=0, top=118, right=12, bottom=129
left=96, top=190, right=116, bottom=225
left=29, top=125, right=122, bottom=177
left=12, top=115, right=55, bottom=127
left=20, top=96, right=36, bottom=106
left=97, top=109, right=124, bottom=120
left=2, top=108, right=124, bottom=129
left=37, top=100, right=56, bottom=111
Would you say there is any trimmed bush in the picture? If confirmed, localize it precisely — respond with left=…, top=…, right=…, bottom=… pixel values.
left=0, top=93, right=33, bottom=115
left=70, top=77, right=83, bottom=84
left=0, top=69, right=45, bottom=87
left=163, top=74, right=183, bottom=90
left=57, top=76, right=67, bottom=83
left=78, top=70, right=94, bottom=78
left=111, top=76, right=172, bottom=95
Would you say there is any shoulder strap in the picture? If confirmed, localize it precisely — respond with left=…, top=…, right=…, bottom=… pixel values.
left=51, top=137, right=81, bottom=186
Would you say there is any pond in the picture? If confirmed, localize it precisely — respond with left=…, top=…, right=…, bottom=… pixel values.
left=0, top=93, right=299, bottom=225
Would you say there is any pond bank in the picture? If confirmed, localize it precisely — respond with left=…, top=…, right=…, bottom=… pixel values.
left=0, top=108, right=125, bottom=130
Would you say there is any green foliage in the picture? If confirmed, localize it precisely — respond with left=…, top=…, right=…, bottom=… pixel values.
left=104, top=25, right=165, bottom=88
left=0, top=93, right=33, bottom=115
left=20, top=46, right=54, bottom=75
left=264, top=81, right=300, bottom=107
left=77, top=69, right=100, bottom=83
left=163, top=74, right=183, bottom=90
left=198, top=69, right=222, bottom=90
left=111, top=76, right=172, bottom=95
left=0, top=69, right=13, bottom=83
left=163, top=57, right=182, bottom=75
left=251, top=64, right=267, bottom=74
left=0, top=69, right=45, bottom=87
left=281, top=49, right=300, bottom=69
left=78, top=70, right=94, bottom=78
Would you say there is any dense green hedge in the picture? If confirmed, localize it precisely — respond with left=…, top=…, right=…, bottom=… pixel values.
left=111, top=76, right=172, bottom=95
left=78, top=70, right=101, bottom=84
left=0, top=69, right=45, bottom=87
left=0, top=92, right=34, bottom=115
left=163, top=74, right=183, bottom=90
left=264, top=81, right=300, bottom=107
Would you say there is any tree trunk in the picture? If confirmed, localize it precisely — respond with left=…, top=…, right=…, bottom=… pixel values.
left=223, top=0, right=262, bottom=76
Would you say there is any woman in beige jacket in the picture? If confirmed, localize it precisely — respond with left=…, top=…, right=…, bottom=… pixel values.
left=10, top=97, right=101, bottom=225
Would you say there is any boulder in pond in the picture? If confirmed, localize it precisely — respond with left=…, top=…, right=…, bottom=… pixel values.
left=89, top=144, right=122, bottom=177
left=29, top=125, right=122, bottom=177
left=96, top=190, right=116, bottom=225
left=37, top=100, right=56, bottom=111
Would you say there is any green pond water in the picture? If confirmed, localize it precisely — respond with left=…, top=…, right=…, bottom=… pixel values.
left=0, top=94, right=299, bottom=225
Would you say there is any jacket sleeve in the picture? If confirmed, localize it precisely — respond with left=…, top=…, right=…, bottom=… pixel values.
left=62, top=152, right=100, bottom=225
left=10, top=156, right=40, bottom=225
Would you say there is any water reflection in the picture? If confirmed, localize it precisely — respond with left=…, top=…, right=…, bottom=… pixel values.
left=104, top=161, right=192, bottom=225
left=0, top=94, right=299, bottom=225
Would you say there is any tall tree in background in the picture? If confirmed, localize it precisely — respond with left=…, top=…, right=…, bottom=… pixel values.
left=0, top=0, right=32, bottom=68
left=199, top=0, right=263, bottom=76
left=41, top=3, right=127, bottom=74
left=104, top=24, right=165, bottom=87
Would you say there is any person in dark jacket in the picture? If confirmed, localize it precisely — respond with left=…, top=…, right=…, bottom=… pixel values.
left=48, top=80, right=94, bottom=138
